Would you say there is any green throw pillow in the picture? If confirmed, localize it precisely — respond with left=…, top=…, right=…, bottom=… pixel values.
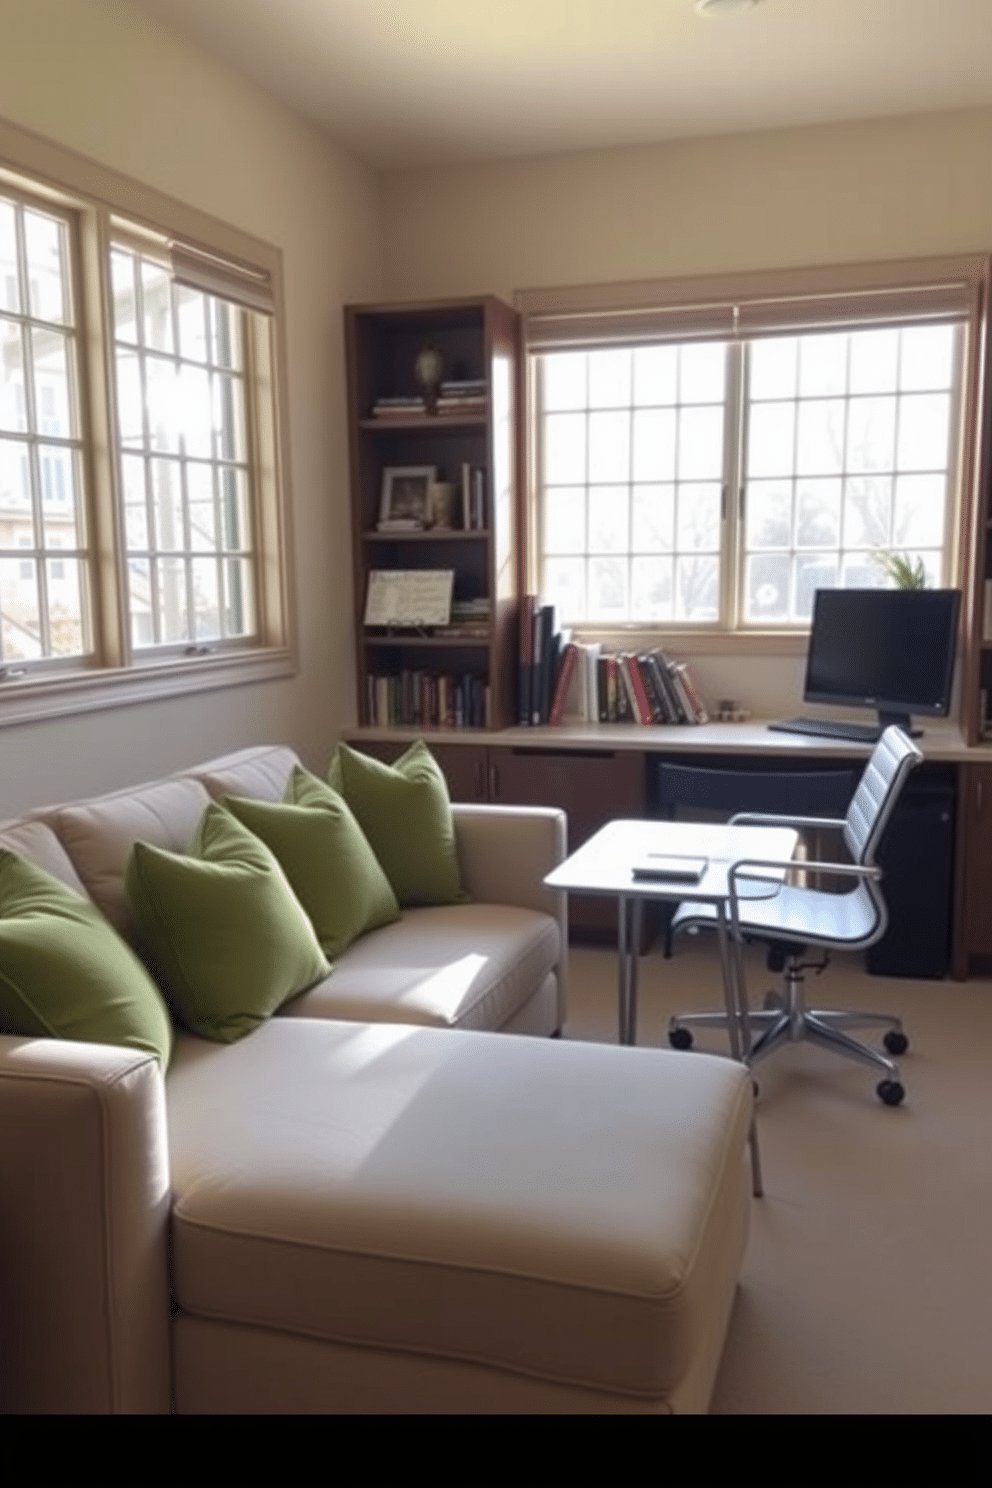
left=124, top=802, right=330, bottom=1044
left=0, top=849, right=173, bottom=1069
left=327, top=740, right=467, bottom=907
left=221, top=767, right=400, bottom=958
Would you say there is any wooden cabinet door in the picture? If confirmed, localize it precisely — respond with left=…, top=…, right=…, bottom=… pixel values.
left=487, top=746, right=647, bottom=940
left=343, top=737, right=488, bottom=803
left=955, top=762, right=992, bottom=977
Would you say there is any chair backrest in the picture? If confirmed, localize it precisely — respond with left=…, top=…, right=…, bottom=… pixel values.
left=842, top=725, right=924, bottom=869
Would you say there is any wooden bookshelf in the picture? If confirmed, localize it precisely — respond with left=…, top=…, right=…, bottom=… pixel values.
left=344, top=297, right=521, bottom=729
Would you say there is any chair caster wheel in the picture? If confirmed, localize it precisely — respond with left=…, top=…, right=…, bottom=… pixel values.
left=669, top=1027, right=694, bottom=1051
left=883, top=1030, right=908, bottom=1056
left=877, top=1079, right=905, bottom=1107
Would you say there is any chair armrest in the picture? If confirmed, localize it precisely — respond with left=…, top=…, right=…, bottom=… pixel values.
left=729, top=811, right=848, bottom=831
left=726, top=856, right=882, bottom=930
left=0, top=1036, right=173, bottom=1413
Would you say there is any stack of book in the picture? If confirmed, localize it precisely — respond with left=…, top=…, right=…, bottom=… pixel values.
left=370, top=394, right=426, bottom=419
left=436, top=379, right=487, bottom=415
left=437, top=598, right=491, bottom=638
left=376, top=515, right=425, bottom=532
left=366, top=669, right=489, bottom=728
left=539, top=642, right=709, bottom=726
left=517, top=597, right=570, bottom=725
left=602, top=650, right=709, bottom=725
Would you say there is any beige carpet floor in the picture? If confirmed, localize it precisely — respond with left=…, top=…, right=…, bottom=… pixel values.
left=563, top=933, right=992, bottom=1414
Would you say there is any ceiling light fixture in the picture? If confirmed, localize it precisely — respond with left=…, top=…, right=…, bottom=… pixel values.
left=695, top=0, right=763, bottom=16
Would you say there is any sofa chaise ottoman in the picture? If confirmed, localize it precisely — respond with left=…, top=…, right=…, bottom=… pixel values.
left=0, top=744, right=754, bottom=1413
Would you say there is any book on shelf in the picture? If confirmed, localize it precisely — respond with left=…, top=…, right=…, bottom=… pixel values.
left=436, top=396, right=486, bottom=415
left=439, top=378, right=486, bottom=396
left=439, top=597, right=490, bottom=636
left=674, top=661, right=709, bottom=723
left=636, top=653, right=669, bottom=724
left=460, top=463, right=487, bottom=530
left=530, top=603, right=556, bottom=724
left=618, top=653, right=654, bottom=725
left=367, top=668, right=490, bottom=728
left=580, top=641, right=601, bottom=722
left=517, top=593, right=534, bottom=725
left=550, top=639, right=583, bottom=726
left=370, top=395, right=427, bottom=418
left=641, top=651, right=680, bottom=724
left=375, top=517, right=425, bottom=533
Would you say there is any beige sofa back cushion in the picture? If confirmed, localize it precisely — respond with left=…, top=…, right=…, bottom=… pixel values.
left=52, top=778, right=212, bottom=944
left=185, top=745, right=300, bottom=805
left=0, top=817, right=89, bottom=896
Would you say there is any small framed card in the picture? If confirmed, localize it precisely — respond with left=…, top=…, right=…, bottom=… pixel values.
left=364, top=569, right=454, bottom=628
left=630, top=853, right=708, bottom=883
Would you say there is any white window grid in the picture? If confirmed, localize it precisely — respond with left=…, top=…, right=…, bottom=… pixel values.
left=0, top=192, right=88, bottom=665
left=532, top=322, right=964, bottom=630
left=110, top=246, right=256, bottom=651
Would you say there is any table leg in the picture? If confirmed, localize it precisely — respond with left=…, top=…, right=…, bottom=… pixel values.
left=617, top=893, right=629, bottom=1045
left=628, top=897, right=643, bottom=1046
left=715, top=903, right=763, bottom=1198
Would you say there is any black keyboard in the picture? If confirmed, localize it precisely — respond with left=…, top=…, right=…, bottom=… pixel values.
left=768, top=715, right=881, bottom=744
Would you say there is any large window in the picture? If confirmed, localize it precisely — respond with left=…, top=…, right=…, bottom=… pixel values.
left=111, top=245, right=255, bottom=652
left=0, top=118, right=295, bottom=724
left=0, top=196, right=87, bottom=662
left=522, top=258, right=986, bottom=634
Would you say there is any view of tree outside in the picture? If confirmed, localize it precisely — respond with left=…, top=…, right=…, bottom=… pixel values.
left=536, top=323, right=957, bottom=627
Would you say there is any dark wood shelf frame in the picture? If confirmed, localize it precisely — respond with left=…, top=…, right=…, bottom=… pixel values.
left=345, top=296, right=521, bottom=730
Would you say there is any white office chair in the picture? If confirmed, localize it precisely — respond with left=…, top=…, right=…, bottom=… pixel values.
left=667, top=725, right=923, bottom=1106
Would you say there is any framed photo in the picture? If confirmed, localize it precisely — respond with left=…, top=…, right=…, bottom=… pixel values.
left=378, top=465, right=436, bottom=529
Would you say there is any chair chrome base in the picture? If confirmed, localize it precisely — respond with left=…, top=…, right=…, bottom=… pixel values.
left=669, top=958, right=907, bottom=1105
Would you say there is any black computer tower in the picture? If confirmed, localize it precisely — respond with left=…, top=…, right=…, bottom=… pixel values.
left=866, top=767, right=956, bottom=979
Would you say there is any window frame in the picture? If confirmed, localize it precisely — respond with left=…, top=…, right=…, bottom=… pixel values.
left=0, top=115, right=297, bottom=727
left=518, top=255, right=990, bottom=652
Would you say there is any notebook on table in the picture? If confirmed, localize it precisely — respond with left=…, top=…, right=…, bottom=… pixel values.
left=630, top=853, right=708, bottom=884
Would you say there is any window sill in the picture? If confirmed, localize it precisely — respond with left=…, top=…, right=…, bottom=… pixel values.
left=0, top=647, right=297, bottom=729
left=569, top=626, right=810, bottom=658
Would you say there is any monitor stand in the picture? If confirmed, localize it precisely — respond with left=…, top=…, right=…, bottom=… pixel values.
left=877, top=711, right=923, bottom=738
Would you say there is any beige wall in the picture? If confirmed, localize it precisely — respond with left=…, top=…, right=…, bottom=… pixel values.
left=380, top=106, right=992, bottom=300
left=379, top=107, right=992, bottom=718
left=0, top=0, right=382, bottom=816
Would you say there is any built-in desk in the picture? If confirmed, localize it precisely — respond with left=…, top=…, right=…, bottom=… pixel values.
left=344, top=720, right=987, bottom=979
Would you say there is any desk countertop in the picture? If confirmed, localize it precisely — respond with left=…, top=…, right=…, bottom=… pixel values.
left=347, top=720, right=979, bottom=763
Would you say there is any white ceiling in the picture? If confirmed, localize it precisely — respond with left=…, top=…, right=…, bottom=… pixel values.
left=128, top=0, right=992, bottom=171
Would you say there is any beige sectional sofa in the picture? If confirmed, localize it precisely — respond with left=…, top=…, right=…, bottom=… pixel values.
left=0, top=744, right=754, bottom=1414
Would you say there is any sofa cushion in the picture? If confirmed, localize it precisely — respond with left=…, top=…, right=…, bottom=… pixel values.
left=0, top=817, right=89, bottom=895
left=222, top=768, right=400, bottom=959
left=125, top=804, right=329, bottom=1043
left=51, top=776, right=212, bottom=946
left=283, top=903, right=560, bottom=1032
left=165, top=1018, right=753, bottom=1404
left=327, top=740, right=467, bottom=907
left=0, top=849, right=173, bottom=1068
left=185, top=745, right=301, bottom=805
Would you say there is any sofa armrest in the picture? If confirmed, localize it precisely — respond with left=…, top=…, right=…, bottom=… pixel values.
left=453, top=803, right=569, bottom=1014
left=0, top=1036, right=173, bottom=1413
left=453, top=802, right=567, bottom=916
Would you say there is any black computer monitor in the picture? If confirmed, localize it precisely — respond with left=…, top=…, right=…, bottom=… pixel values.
left=803, top=586, right=961, bottom=735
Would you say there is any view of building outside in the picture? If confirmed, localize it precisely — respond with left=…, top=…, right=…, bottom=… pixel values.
left=0, top=194, right=86, bottom=663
